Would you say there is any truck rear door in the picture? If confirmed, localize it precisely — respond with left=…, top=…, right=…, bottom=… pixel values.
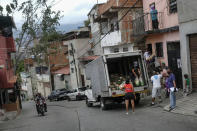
left=85, top=56, right=109, bottom=97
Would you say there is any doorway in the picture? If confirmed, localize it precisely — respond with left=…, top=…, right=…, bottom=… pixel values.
left=167, top=41, right=182, bottom=88
left=189, top=34, right=197, bottom=89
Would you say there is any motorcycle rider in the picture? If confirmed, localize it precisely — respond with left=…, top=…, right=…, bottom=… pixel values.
left=35, top=93, right=47, bottom=114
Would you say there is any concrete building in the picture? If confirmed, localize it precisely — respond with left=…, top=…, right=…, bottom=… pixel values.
left=63, top=27, right=97, bottom=89
left=90, top=0, right=144, bottom=54
left=24, top=58, right=51, bottom=98
left=48, top=41, right=70, bottom=90
left=141, top=0, right=180, bottom=65
left=0, top=16, right=21, bottom=112
left=20, top=72, right=33, bottom=100
left=177, top=0, right=197, bottom=91
left=52, top=65, right=71, bottom=90
left=133, top=0, right=182, bottom=87
left=88, top=3, right=104, bottom=56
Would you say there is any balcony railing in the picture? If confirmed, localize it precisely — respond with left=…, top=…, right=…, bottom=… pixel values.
left=132, top=12, right=164, bottom=36
left=98, top=0, right=141, bottom=16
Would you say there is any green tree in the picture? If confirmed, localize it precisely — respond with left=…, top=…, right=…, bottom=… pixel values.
left=0, top=0, right=62, bottom=75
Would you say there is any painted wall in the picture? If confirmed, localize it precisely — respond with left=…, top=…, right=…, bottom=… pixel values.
left=20, top=73, right=33, bottom=99
left=0, top=36, right=16, bottom=89
left=178, top=21, right=197, bottom=90
left=176, top=0, right=197, bottom=90
left=142, top=0, right=179, bottom=29
left=101, top=31, right=122, bottom=47
left=64, top=38, right=90, bottom=89
left=177, top=0, right=197, bottom=24
left=145, top=31, right=180, bottom=65
left=53, top=74, right=71, bottom=90
left=103, top=44, right=134, bottom=54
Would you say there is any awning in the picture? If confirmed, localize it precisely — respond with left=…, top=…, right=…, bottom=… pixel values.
left=79, top=56, right=99, bottom=61
left=52, top=66, right=70, bottom=75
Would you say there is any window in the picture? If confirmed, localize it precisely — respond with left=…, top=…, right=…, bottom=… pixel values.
left=114, top=22, right=119, bottom=31
left=71, top=68, right=74, bottom=73
left=156, top=42, right=163, bottom=57
left=110, top=24, right=114, bottom=32
left=169, top=0, right=177, bottom=13
left=35, top=66, right=48, bottom=74
left=123, top=47, right=128, bottom=52
left=114, top=48, right=119, bottom=53
left=147, top=44, right=152, bottom=54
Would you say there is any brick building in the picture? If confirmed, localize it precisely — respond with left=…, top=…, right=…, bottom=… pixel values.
left=0, top=16, right=20, bottom=112
left=92, top=0, right=143, bottom=54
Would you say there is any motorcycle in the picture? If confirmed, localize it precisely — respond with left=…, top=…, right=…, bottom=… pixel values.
left=37, top=99, right=45, bottom=116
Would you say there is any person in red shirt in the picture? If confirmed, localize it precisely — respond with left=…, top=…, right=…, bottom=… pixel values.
left=121, top=79, right=135, bottom=115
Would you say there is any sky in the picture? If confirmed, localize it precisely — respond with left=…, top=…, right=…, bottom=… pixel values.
left=0, top=0, right=107, bottom=25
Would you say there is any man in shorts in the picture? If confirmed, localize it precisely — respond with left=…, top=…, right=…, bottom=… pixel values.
left=151, top=71, right=162, bottom=105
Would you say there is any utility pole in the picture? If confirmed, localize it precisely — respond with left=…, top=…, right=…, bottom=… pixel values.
left=70, top=43, right=80, bottom=88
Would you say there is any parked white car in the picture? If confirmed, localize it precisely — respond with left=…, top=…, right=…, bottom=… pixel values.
left=85, top=88, right=96, bottom=107
left=67, top=88, right=86, bottom=101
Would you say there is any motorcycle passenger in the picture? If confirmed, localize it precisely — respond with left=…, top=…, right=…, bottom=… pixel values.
left=35, top=93, right=47, bottom=113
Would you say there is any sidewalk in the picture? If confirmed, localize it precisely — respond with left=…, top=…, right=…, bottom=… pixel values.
left=0, top=110, right=19, bottom=122
left=164, top=92, right=197, bottom=117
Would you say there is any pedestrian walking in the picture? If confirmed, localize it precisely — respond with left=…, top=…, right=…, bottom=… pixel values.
left=151, top=71, right=162, bottom=105
left=165, top=75, right=170, bottom=98
left=167, top=68, right=177, bottom=111
left=183, top=74, right=191, bottom=96
left=161, top=64, right=169, bottom=98
left=120, top=79, right=135, bottom=115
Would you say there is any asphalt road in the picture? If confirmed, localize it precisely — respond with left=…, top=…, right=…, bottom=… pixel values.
left=0, top=99, right=197, bottom=131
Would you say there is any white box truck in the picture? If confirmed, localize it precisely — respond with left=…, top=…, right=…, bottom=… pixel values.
left=85, top=51, right=149, bottom=110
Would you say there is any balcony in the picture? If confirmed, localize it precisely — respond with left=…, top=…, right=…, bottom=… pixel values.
left=132, top=12, right=164, bottom=36
left=101, top=31, right=122, bottom=47
left=95, top=0, right=142, bottom=22
left=99, top=0, right=142, bottom=15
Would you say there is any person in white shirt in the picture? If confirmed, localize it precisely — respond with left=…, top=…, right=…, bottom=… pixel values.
left=151, top=71, right=162, bottom=105
left=144, top=51, right=150, bottom=61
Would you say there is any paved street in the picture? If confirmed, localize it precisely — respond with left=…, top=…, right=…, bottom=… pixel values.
left=0, top=98, right=197, bottom=131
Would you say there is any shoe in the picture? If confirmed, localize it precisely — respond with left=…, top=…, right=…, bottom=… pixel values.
left=126, top=112, right=129, bottom=115
left=168, top=107, right=175, bottom=112
left=150, top=103, right=155, bottom=106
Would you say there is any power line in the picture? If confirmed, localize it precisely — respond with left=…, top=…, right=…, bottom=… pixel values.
left=78, top=0, right=140, bottom=58
left=77, top=0, right=131, bottom=57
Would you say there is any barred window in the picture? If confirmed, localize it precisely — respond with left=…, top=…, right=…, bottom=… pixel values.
left=156, top=42, right=163, bottom=57
left=169, top=0, right=177, bottom=13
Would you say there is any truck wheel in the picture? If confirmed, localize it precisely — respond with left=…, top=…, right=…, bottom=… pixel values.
left=135, top=93, right=140, bottom=105
left=100, top=98, right=107, bottom=110
left=86, top=98, right=93, bottom=107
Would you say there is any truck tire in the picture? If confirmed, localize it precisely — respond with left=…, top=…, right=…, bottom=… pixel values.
left=86, top=97, right=93, bottom=107
left=100, top=98, right=107, bottom=110
left=135, top=93, right=140, bottom=105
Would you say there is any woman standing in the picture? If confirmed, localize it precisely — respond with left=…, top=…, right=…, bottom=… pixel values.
left=167, top=68, right=177, bottom=111
left=121, top=79, right=135, bottom=115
